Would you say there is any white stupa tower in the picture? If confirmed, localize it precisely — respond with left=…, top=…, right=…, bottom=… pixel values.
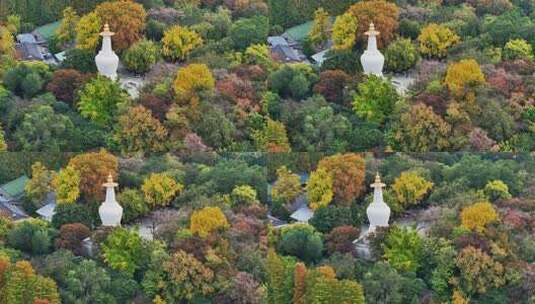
left=99, top=174, right=123, bottom=226
left=360, top=23, right=384, bottom=77
left=366, top=173, right=390, bottom=233
left=95, top=23, right=119, bottom=80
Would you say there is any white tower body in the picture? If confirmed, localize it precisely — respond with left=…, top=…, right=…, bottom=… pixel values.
left=95, top=24, right=119, bottom=80
left=366, top=173, right=390, bottom=233
left=360, top=23, right=384, bottom=77
left=99, top=174, right=123, bottom=226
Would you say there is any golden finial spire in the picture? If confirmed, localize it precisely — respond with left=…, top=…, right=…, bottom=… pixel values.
left=365, top=22, right=380, bottom=36
left=100, top=23, right=115, bottom=36
left=103, top=173, right=118, bottom=187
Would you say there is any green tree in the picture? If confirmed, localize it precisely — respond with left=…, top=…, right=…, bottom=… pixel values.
left=77, top=76, right=129, bottom=126
left=15, top=105, right=74, bottom=152
left=385, top=38, right=419, bottom=72
left=252, top=118, right=291, bottom=152
left=51, top=203, right=93, bottom=229
left=102, top=228, right=147, bottom=277
left=383, top=226, right=424, bottom=272
left=309, top=206, right=353, bottom=233
left=117, top=188, right=149, bottom=223
left=278, top=224, right=323, bottom=264
left=266, top=249, right=295, bottom=304
left=230, top=16, right=270, bottom=50
left=353, top=75, right=399, bottom=124
left=123, top=39, right=159, bottom=74
left=61, top=259, right=117, bottom=303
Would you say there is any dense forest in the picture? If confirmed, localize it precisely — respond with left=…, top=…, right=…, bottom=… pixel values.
left=0, top=152, right=534, bottom=303
left=0, top=0, right=534, bottom=303
left=0, top=0, right=534, bottom=154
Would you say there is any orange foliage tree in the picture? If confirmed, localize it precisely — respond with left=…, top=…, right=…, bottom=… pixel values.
left=293, top=262, right=307, bottom=304
left=317, top=153, right=366, bottom=205
left=68, top=149, right=118, bottom=202
left=347, top=0, right=399, bottom=47
left=94, top=0, right=146, bottom=52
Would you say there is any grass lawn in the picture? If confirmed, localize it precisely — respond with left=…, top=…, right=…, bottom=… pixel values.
left=284, top=17, right=335, bottom=42
left=34, top=21, right=61, bottom=40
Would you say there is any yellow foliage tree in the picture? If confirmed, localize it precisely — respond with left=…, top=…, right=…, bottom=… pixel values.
left=0, top=123, right=7, bottom=152
left=308, top=8, right=331, bottom=47
left=271, top=166, right=302, bottom=205
left=392, top=171, right=433, bottom=207
left=306, top=168, right=334, bottom=210
left=142, top=173, right=183, bottom=208
left=76, top=12, right=102, bottom=51
left=444, top=59, right=485, bottom=97
left=460, top=201, right=498, bottom=233
left=190, top=206, right=229, bottom=238
left=173, top=63, right=215, bottom=102
left=332, top=12, right=358, bottom=50
left=252, top=118, right=291, bottom=152
left=0, top=26, right=15, bottom=57
left=52, top=166, right=80, bottom=204
left=25, top=162, right=52, bottom=207
left=56, top=7, right=79, bottom=45
left=455, top=246, right=505, bottom=294
left=95, top=0, right=147, bottom=52
left=162, top=25, right=203, bottom=62
left=452, top=289, right=470, bottom=304
left=418, top=23, right=460, bottom=59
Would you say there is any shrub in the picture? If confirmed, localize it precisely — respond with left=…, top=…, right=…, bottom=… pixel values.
left=385, top=38, right=419, bottom=72
left=123, top=39, right=159, bottom=74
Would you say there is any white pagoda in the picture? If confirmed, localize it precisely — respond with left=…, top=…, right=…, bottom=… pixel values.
left=99, top=174, right=123, bottom=226
left=95, top=23, right=119, bottom=80
left=360, top=23, right=384, bottom=77
left=366, top=172, right=391, bottom=233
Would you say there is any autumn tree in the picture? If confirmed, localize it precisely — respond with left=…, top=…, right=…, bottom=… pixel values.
left=308, top=8, right=331, bottom=48
left=94, top=0, right=147, bottom=52
left=102, top=227, right=147, bottom=276
left=46, top=69, right=88, bottom=104
left=0, top=26, right=15, bottom=58
left=54, top=223, right=90, bottom=255
left=266, top=249, right=295, bottom=304
left=173, top=63, right=215, bottom=102
left=161, top=25, right=203, bottom=62
left=313, top=69, right=351, bottom=105
left=325, top=225, right=359, bottom=254
left=353, top=75, right=399, bottom=124
left=0, top=123, right=6, bottom=152
left=56, top=7, right=79, bottom=45
left=455, top=246, right=505, bottom=295
left=445, top=59, right=485, bottom=97
left=52, top=166, right=80, bottom=204
left=252, top=118, right=291, bottom=152
left=293, top=262, right=307, bottom=304
left=271, top=166, right=302, bottom=205
left=503, top=38, right=534, bottom=61
left=417, top=23, right=460, bottom=59
left=114, top=105, right=168, bottom=155
left=68, top=149, right=118, bottom=202
left=317, top=153, right=365, bottom=205
left=392, top=171, right=433, bottom=208
left=230, top=185, right=258, bottom=206
left=347, top=0, right=399, bottom=47
left=77, top=75, right=129, bottom=126
left=483, top=180, right=512, bottom=201
left=75, top=12, right=102, bottom=51
left=306, top=168, right=334, bottom=210
left=460, top=201, right=498, bottom=233
left=332, top=12, right=358, bottom=50
left=190, top=206, right=229, bottom=238
left=142, top=173, right=183, bottom=208
left=390, top=103, right=451, bottom=152
left=0, top=260, right=60, bottom=304
left=163, top=250, right=215, bottom=301
left=25, top=162, right=52, bottom=209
